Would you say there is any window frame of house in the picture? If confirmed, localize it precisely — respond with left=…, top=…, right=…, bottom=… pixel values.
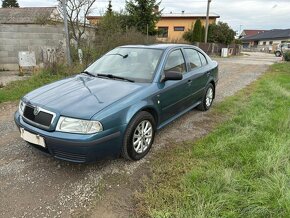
left=173, top=26, right=185, bottom=32
left=158, top=27, right=169, bottom=38
left=263, top=41, right=267, bottom=45
left=269, top=41, right=273, bottom=45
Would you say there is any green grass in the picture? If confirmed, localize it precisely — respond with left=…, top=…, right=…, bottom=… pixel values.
left=0, top=65, right=82, bottom=104
left=136, top=63, right=290, bottom=218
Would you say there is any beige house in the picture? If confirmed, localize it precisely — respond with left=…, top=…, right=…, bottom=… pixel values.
left=87, top=12, right=220, bottom=42
left=156, top=12, right=219, bottom=42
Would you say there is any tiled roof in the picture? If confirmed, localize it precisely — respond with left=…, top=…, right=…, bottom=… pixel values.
left=87, top=12, right=220, bottom=20
left=161, top=13, right=220, bottom=18
left=242, top=30, right=266, bottom=37
left=0, top=7, right=59, bottom=24
left=242, top=29, right=290, bottom=41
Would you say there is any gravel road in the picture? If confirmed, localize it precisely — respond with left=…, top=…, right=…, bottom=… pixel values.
left=0, top=52, right=280, bottom=218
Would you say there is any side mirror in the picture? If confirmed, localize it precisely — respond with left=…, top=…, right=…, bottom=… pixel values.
left=161, top=71, right=183, bottom=82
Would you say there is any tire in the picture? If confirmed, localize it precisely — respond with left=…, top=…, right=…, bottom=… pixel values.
left=197, top=83, right=215, bottom=111
left=121, top=111, right=156, bottom=161
left=275, top=51, right=282, bottom=57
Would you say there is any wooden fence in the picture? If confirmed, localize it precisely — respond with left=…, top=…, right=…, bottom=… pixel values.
left=195, top=42, right=242, bottom=56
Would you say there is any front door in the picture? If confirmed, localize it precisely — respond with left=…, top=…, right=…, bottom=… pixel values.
left=158, top=49, right=192, bottom=123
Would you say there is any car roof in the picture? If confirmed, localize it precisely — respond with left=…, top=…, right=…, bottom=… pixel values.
left=120, top=44, right=195, bottom=50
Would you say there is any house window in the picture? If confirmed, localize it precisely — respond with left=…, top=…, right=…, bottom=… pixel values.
left=158, top=27, right=168, bottom=38
left=174, top=26, right=185, bottom=31
left=269, top=41, right=273, bottom=45
left=263, top=41, right=266, bottom=45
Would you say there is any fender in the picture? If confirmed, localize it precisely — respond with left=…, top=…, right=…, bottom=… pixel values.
left=124, top=99, right=160, bottom=126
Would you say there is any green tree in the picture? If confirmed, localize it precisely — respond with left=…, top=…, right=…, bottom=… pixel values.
left=201, top=26, right=205, bottom=42
left=183, top=20, right=205, bottom=43
left=125, top=0, right=162, bottom=35
left=106, top=0, right=113, bottom=15
left=192, top=19, right=203, bottom=42
left=2, top=0, right=19, bottom=8
left=208, top=21, right=235, bottom=45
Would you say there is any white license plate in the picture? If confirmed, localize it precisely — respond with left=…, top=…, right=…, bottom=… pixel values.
left=20, top=128, right=46, bottom=148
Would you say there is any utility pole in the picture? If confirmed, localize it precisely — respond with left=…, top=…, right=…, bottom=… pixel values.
left=204, top=0, right=211, bottom=43
left=62, top=0, right=72, bottom=66
left=146, top=24, right=149, bottom=41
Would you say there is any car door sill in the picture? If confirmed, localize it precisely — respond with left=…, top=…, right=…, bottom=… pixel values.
left=157, top=101, right=202, bottom=130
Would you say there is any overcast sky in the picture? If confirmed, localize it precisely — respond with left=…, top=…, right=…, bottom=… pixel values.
left=18, top=0, right=290, bottom=33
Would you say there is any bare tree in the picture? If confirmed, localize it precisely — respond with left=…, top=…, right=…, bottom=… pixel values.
left=58, top=0, right=97, bottom=49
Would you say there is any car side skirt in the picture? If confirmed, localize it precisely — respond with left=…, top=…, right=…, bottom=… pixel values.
left=157, top=100, right=202, bottom=130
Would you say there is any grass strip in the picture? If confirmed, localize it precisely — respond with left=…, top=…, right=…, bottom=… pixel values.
left=136, top=63, right=290, bottom=218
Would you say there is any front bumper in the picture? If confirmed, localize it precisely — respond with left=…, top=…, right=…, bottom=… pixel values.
left=14, top=111, right=125, bottom=163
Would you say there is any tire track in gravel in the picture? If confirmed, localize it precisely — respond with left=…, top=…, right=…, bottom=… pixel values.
left=0, top=53, right=280, bottom=218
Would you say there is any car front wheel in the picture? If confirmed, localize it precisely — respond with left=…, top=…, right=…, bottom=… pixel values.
left=198, top=83, right=215, bottom=111
left=122, top=111, right=155, bottom=161
left=275, top=51, right=282, bottom=57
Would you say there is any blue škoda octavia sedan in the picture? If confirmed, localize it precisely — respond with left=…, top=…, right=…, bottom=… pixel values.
left=14, top=44, right=218, bottom=163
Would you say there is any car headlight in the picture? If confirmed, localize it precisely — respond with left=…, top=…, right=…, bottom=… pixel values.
left=19, top=100, right=26, bottom=116
left=56, top=116, right=103, bottom=134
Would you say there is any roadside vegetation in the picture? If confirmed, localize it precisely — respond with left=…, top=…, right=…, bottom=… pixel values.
left=183, top=20, right=236, bottom=45
left=135, top=62, right=290, bottom=217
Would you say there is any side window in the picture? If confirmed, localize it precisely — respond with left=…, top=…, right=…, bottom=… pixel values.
left=164, top=49, right=186, bottom=74
left=199, top=52, right=208, bottom=66
left=184, top=49, right=202, bottom=70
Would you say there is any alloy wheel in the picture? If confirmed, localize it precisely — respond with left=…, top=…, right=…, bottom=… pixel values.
left=206, top=87, right=214, bottom=107
left=133, top=120, right=153, bottom=154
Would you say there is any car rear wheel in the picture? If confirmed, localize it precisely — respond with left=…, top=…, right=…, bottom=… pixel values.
left=197, top=83, right=214, bottom=111
left=122, top=111, right=155, bottom=161
left=275, top=51, right=282, bottom=57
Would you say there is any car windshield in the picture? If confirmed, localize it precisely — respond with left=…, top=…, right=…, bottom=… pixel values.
left=85, top=47, right=163, bottom=83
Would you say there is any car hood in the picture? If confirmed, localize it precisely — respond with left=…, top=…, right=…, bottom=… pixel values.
left=24, top=75, right=144, bottom=119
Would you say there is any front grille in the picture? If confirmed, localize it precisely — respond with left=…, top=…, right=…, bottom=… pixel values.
left=52, top=149, right=87, bottom=163
left=23, top=105, right=54, bottom=128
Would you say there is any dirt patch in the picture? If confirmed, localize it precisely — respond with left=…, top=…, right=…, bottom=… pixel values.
left=0, top=71, right=30, bottom=87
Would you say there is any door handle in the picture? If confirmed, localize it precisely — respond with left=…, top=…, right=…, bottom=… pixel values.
left=187, top=80, right=192, bottom=85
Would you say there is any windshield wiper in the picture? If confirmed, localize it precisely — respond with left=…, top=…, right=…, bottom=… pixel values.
left=108, top=53, right=129, bottom=58
left=97, top=73, right=135, bottom=83
left=81, top=71, right=96, bottom=77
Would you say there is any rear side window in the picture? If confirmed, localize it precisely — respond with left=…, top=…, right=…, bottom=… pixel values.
left=184, top=49, right=202, bottom=70
left=164, top=49, right=186, bottom=74
left=199, top=53, right=208, bottom=66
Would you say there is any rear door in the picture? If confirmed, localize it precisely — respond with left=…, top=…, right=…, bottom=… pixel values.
left=183, top=48, right=208, bottom=102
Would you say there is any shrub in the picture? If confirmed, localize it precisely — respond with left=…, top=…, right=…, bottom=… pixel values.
left=92, top=12, right=157, bottom=61
left=283, top=51, right=290, bottom=61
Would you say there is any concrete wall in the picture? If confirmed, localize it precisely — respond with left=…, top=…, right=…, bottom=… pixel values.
left=0, top=24, right=65, bottom=70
